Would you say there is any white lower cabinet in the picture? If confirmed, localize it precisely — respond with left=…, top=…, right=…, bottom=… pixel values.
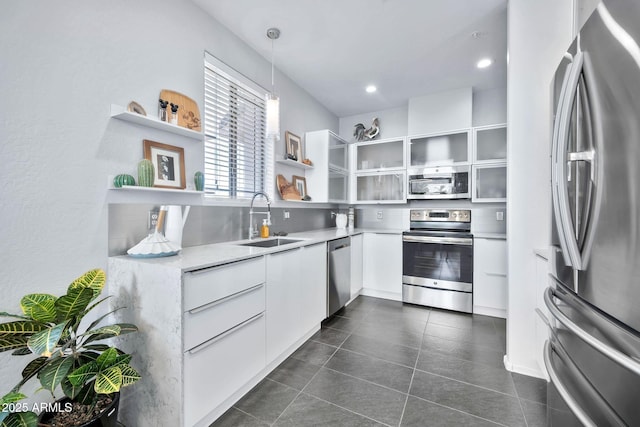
left=362, top=232, right=402, bottom=300
left=350, top=233, right=363, bottom=299
left=184, top=313, right=265, bottom=426
left=109, top=244, right=328, bottom=427
left=473, top=238, right=507, bottom=317
left=266, top=244, right=327, bottom=364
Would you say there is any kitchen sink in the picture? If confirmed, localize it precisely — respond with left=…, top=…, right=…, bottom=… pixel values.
left=239, top=238, right=303, bottom=248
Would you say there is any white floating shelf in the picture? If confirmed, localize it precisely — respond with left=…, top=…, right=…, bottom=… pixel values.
left=276, top=159, right=314, bottom=170
left=110, top=104, right=203, bottom=140
left=110, top=185, right=204, bottom=195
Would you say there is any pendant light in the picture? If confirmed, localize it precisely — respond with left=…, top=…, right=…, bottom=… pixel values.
left=266, top=27, right=281, bottom=140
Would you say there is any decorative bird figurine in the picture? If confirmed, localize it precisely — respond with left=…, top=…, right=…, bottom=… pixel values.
left=365, top=117, right=380, bottom=139
left=353, top=118, right=380, bottom=141
left=353, top=123, right=366, bottom=141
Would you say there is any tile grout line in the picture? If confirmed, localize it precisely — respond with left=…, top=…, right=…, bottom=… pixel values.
left=271, top=325, right=348, bottom=426
left=406, top=393, right=511, bottom=427
left=227, top=406, right=270, bottom=426
left=397, top=308, right=430, bottom=426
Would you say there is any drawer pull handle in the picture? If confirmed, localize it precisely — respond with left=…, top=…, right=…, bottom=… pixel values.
left=187, top=257, right=262, bottom=275
left=485, top=272, right=507, bottom=277
left=188, top=283, right=264, bottom=314
left=187, top=312, right=264, bottom=354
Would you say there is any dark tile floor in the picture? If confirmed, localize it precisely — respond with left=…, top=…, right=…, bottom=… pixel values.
left=212, top=296, right=547, bottom=427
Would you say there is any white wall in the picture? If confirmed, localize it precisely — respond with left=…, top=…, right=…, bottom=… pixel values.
left=506, top=0, right=574, bottom=377
left=408, top=87, right=473, bottom=135
left=473, top=87, right=507, bottom=127
left=0, top=0, right=336, bottom=394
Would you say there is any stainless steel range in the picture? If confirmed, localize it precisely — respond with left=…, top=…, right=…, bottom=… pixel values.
left=402, top=209, right=473, bottom=313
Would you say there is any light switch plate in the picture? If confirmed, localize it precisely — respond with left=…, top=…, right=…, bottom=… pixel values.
left=496, top=211, right=504, bottom=221
left=377, top=211, right=383, bottom=220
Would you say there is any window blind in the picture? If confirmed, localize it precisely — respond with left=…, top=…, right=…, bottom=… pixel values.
left=204, top=53, right=273, bottom=198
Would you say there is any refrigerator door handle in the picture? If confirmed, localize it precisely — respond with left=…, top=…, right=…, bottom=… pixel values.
left=551, top=53, right=580, bottom=268
left=544, top=339, right=626, bottom=427
left=554, top=50, right=587, bottom=270
left=544, top=286, right=640, bottom=376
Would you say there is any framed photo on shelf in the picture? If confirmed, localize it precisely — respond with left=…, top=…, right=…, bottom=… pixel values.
left=292, top=175, right=307, bottom=199
left=143, top=139, right=186, bottom=189
left=285, top=131, right=303, bottom=161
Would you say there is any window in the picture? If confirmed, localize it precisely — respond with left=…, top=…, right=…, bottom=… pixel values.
left=204, top=53, right=273, bottom=198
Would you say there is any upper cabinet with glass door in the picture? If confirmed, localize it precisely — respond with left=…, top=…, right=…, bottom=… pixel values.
left=354, top=137, right=406, bottom=172
left=305, top=130, right=349, bottom=203
left=408, top=130, right=471, bottom=168
left=473, top=124, right=507, bottom=163
left=352, top=137, right=406, bottom=204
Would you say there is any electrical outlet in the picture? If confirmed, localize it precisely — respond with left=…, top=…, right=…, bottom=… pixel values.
left=284, top=211, right=290, bottom=219
left=148, top=210, right=159, bottom=229
left=496, top=211, right=504, bottom=221
left=376, top=211, right=383, bottom=220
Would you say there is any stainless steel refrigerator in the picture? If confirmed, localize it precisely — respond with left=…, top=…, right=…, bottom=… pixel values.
left=546, top=0, right=640, bottom=425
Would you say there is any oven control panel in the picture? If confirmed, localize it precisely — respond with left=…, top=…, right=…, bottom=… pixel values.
left=410, top=209, right=471, bottom=223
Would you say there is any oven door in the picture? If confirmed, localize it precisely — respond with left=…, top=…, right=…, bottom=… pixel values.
left=402, top=233, right=473, bottom=292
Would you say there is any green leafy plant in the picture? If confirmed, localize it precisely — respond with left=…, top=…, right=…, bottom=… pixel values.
left=0, top=269, right=140, bottom=427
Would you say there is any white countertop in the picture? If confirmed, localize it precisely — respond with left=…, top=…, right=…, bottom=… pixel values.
left=111, top=227, right=404, bottom=272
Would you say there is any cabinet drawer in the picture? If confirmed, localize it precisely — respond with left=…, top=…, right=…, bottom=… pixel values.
left=183, top=257, right=265, bottom=312
left=184, top=313, right=265, bottom=426
left=183, top=283, right=265, bottom=351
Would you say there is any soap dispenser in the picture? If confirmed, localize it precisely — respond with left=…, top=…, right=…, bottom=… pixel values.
left=260, top=219, right=270, bottom=238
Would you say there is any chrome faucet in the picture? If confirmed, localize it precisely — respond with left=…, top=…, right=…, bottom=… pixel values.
left=249, top=192, right=272, bottom=239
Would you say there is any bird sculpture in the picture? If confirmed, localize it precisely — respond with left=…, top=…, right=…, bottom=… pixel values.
left=353, top=118, right=380, bottom=141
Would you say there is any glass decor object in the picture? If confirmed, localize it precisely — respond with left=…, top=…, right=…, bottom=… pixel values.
left=138, top=159, right=155, bottom=187
left=113, top=174, right=136, bottom=188
left=194, top=171, right=204, bottom=191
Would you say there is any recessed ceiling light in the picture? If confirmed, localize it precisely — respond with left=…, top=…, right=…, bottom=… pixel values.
left=365, top=85, right=377, bottom=93
left=477, top=58, right=493, bottom=69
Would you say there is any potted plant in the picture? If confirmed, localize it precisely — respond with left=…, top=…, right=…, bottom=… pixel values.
left=0, top=268, right=140, bottom=427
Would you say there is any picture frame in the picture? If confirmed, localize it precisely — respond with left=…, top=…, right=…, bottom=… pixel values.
left=285, top=131, right=303, bottom=162
left=143, top=139, right=186, bottom=189
left=292, top=175, right=307, bottom=199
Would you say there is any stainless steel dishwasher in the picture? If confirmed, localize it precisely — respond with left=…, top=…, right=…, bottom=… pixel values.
left=327, top=237, right=351, bottom=317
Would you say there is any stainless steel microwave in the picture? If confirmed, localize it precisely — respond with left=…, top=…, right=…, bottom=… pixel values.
left=407, top=165, right=470, bottom=199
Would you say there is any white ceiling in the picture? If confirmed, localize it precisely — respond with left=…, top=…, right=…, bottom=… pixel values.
left=193, top=0, right=507, bottom=118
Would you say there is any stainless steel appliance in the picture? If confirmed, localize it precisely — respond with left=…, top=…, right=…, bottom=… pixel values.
left=327, top=237, right=351, bottom=317
left=546, top=2, right=640, bottom=425
left=407, top=165, right=470, bottom=200
left=402, top=209, right=473, bottom=313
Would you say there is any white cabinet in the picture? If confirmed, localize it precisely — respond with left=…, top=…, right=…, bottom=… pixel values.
left=108, top=256, right=267, bottom=427
left=472, top=164, right=507, bottom=202
left=298, top=243, right=328, bottom=337
left=352, top=137, right=407, bottom=204
left=266, top=244, right=326, bottom=364
left=305, top=130, right=349, bottom=203
left=473, top=124, right=507, bottom=163
left=472, top=124, right=507, bottom=203
left=362, top=233, right=402, bottom=300
left=350, top=233, right=363, bottom=299
left=408, top=130, right=471, bottom=167
left=473, top=238, right=507, bottom=318
left=266, top=249, right=302, bottom=363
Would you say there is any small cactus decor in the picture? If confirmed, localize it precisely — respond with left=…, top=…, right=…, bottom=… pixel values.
left=113, top=174, right=136, bottom=188
left=194, top=171, right=204, bottom=191
left=138, top=159, right=155, bottom=187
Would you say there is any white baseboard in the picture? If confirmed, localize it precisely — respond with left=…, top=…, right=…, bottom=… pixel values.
left=503, top=355, right=547, bottom=380
left=473, top=305, right=507, bottom=319
left=359, top=287, right=402, bottom=301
